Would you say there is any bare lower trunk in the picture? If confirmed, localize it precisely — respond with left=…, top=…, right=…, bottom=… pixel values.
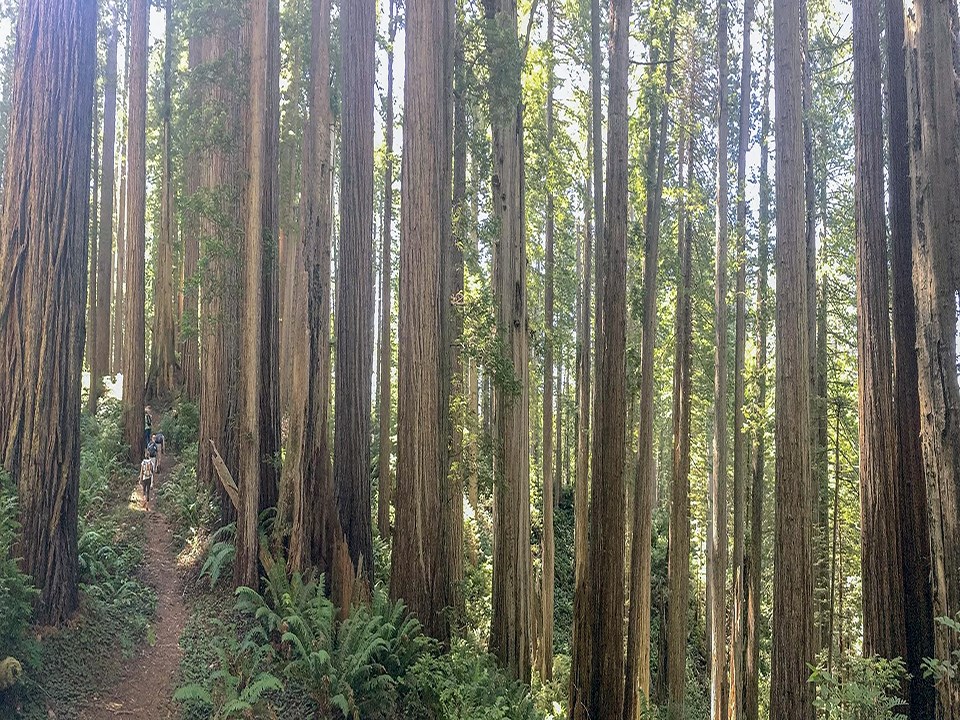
left=770, top=0, right=815, bottom=714
left=905, top=3, right=960, bottom=714
left=0, top=0, right=96, bottom=626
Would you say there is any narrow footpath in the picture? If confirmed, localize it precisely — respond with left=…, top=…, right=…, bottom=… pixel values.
left=80, top=450, right=188, bottom=720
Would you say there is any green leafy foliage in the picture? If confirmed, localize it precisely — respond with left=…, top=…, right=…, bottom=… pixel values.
left=160, top=400, right=200, bottom=454
left=200, top=523, right=237, bottom=589
left=811, top=656, right=908, bottom=720
left=922, top=615, right=960, bottom=687
left=0, top=473, right=38, bottom=665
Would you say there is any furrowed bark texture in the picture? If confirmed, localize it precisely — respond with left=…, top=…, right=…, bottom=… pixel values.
left=905, top=1, right=960, bottom=714
left=484, top=0, right=532, bottom=683
left=851, top=0, right=907, bottom=662
left=336, top=0, right=376, bottom=589
left=122, top=0, right=149, bottom=463
left=770, top=0, right=815, bottom=714
left=0, top=0, right=96, bottom=626
left=392, top=0, right=456, bottom=644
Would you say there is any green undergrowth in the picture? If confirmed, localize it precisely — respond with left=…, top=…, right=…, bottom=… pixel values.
left=1, top=399, right=158, bottom=719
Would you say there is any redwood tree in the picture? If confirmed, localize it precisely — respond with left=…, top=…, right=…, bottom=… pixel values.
left=851, top=0, right=907, bottom=662
left=0, top=0, right=96, bottom=625
left=335, top=0, right=376, bottom=589
left=122, top=0, right=149, bottom=463
left=770, top=0, right=815, bottom=714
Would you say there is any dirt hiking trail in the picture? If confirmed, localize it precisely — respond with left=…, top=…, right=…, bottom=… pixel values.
left=80, top=447, right=188, bottom=720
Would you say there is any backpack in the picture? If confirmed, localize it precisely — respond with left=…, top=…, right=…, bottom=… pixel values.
left=147, top=442, right=158, bottom=458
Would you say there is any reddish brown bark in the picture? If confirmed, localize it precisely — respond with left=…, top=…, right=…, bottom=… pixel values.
left=0, top=0, right=96, bottom=625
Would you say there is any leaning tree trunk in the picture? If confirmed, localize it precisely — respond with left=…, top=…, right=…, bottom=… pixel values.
left=851, top=0, right=908, bottom=663
left=886, top=0, right=935, bottom=712
left=0, top=0, right=96, bottom=625
left=582, top=0, right=628, bottom=712
left=485, top=0, right=533, bottom=684
left=905, top=1, right=960, bottom=715
left=625, top=8, right=677, bottom=715
left=391, top=0, right=456, bottom=644
left=335, top=0, right=376, bottom=591
left=91, top=10, right=118, bottom=412
left=770, top=0, right=815, bottom=715
left=122, top=0, right=150, bottom=463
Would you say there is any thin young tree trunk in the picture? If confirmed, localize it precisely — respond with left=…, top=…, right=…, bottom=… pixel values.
left=905, top=2, right=960, bottom=714
left=827, top=398, right=840, bottom=673
left=583, top=0, right=628, bottom=711
left=93, top=11, right=118, bottom=410
left=745, top=29, right=771, bottom=720
left=886, top=0, right=935, bottom=710
left=541, top=0, right=556, bottom=682
left=666, top=126, right=694, bottom=720
left=122, top=0, right=149, bottom=463
left=729, top=0, right=754, bottom=715
left=851, top=0, right=908, bottom=662
left=710, top=0, right=730, bottom=712
left=770, top=0, right=815, bottom=714
left=335, top=0, right=376, bottom=590
left=0, top=0, right=95, bottom=626
left=391, top=0, right=456, bottom=644
left=376, top=0, right=397, bottom=543
left=148, top=0, right=179, bottom=402
left=625, top=8, right=677, bottom=715
left=485, top=0, right=532, bottom=683
left=87, top=91, right=100, bottom=409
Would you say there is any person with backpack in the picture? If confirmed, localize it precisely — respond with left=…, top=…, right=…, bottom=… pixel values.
left=143, top=407, right=153, bottom=452
left=147, top=434, right=160, bottom=473
left=155, top=430, right=165, bottom=469
left=140, top=450, right=155, bottom=507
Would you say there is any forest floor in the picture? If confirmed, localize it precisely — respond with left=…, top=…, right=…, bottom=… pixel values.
left=79, top=450, right=187, bottom=720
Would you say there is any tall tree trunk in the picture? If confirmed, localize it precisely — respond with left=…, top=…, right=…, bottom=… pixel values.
left=181, top=33, right=201, bottom=403
left=710, top=0, right=730, bottom=713
left=745, top=31, right=771, bottom=720
left=666, top=125, right=694, bottom=720
left=770, top=0, right=815, bottom=714
left=569, top=170, right=593, bottom=720
left=113, top=27, right=128, bottom=379
left=122, top=0, right=149, bottom=463
left=392, top=0, right=456, bottom=644
left=887, top=0, right=935, bottom=712
left=236, top=0, right=272, bottom=588
left=197, top=6, right=244, bottom=524
left=625, top=7, right=677, bottom=715
left=93, top=8, right=118, bottom=409
left=0, top=0, right=96, bottom=626
left=583, top=0, right=628, bottom=711
left=148, top=0, right=179, bottom=402
left=541, top=0, right=557, bottom=683
left=851, top=0, right=908, bottom=662
left=87, top=91, right=100, bottom=409
left=729, top=0, right=754, bottom=715
left=376, top=0, right=397, bottom=543
left=905, top=2, right=960, bottom=715
left=485, top=0, right=532, bottom=683
left=302, top=0, right=335, bottom=573
left=336, top=0, right=376, bottom=590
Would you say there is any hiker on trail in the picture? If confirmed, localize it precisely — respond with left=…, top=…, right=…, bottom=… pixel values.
left=147, top=434, right=160, bottom=473
left=155, top=430, right=165, bottom=469
left=143, top=407, right=153, bottom=451
left=140, top=450, right=155, bottom=507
